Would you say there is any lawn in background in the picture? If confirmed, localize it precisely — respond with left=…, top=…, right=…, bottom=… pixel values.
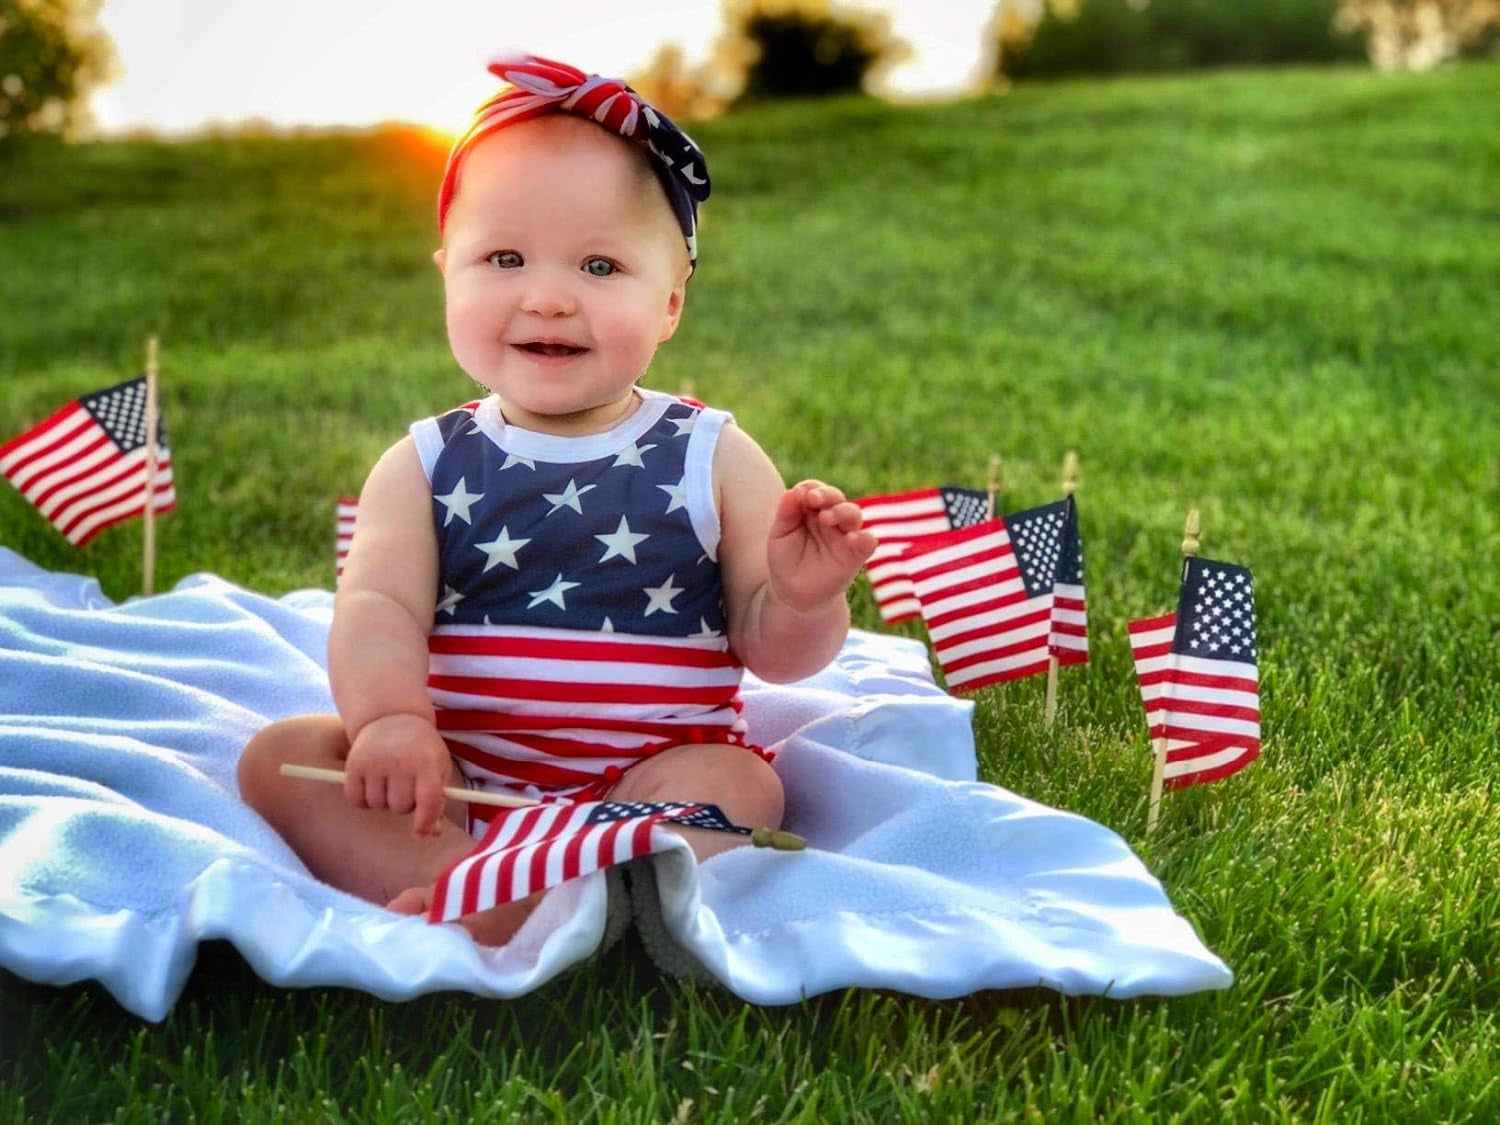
left=2, top=62, right=1498, bottom=1121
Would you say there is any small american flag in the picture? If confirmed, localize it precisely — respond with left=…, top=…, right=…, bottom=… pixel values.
left=429, top=798, right=743, bottom=922
left=854, top=486, right=989, bottom=623
left=0, top=377, right=175, bottom=547
left=1049, top=496, right=1088, bottom=666
left=335, top=496, right=358, bottom=584
left=1128, top=556, right=1261, bottom=789
left=901, top=497, right=1086, bottom=693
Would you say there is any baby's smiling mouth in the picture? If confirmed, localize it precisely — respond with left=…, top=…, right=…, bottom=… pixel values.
left=515, top=341, right=587, bottom=357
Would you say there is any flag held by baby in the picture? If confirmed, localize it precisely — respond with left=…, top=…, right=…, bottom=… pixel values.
left=430, top=799, right=748, bottom=923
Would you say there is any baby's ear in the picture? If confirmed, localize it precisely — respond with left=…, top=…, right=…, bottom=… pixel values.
left=658, top=283, right=687, bottom=343
left=432, top=248, right=447, bottom=273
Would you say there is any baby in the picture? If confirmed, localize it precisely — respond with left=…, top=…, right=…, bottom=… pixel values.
left=237, top=56, right=876, bottom=946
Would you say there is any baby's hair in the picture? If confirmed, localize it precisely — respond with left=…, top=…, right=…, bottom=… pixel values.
left=438, top=55, right=710, bottom=274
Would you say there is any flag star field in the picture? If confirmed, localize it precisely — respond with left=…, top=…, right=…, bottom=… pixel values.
left=1176, top=562, right=1258, bottom=662
left=81, top=379, right=162, bottom=454
left=1005, top=503, right=1069, bottom=596
left=941, top=486, right=990, bottom=528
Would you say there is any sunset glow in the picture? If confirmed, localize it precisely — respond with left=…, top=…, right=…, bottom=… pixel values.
left=91, top=0, right=999, bottom=136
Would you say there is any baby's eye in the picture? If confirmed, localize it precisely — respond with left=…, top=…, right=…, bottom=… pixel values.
left=583, top=257, right=617, bottom=277
left=487, top=250, right=523, bottom=269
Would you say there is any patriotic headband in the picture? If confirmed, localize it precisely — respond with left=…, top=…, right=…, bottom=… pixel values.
left=437, top=55, right=710, bottom=273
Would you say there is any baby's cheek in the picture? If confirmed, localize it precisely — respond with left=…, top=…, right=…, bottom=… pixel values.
left=597, top=299, right=671, bottom=374
left=446, top=296, right=497, bottom=369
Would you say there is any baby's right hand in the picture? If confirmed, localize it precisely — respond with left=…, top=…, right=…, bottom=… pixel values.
left=344, top=713, right=451, bottom=837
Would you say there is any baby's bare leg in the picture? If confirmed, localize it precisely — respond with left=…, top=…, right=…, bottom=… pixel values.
left=237, top=715, right=475, bottom=905
left=606, top=742, right=785, bottom=861
left=240, top=717, right=546, bottom=946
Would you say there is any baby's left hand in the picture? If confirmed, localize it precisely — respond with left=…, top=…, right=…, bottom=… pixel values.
left=766, top=480, right=878, bottom=612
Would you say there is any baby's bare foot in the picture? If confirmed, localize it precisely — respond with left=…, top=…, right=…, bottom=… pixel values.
left=386, top=884, right=542, bottom=947
left=385, top=885, right=432, bottom=915
left=458, top=894, right=543, bottom=947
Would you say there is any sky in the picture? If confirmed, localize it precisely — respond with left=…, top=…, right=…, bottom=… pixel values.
left=90, top=0, right=1002, bottom=136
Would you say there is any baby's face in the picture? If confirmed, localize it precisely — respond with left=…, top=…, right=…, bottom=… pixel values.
left=436, top=116, right=689, bottom=435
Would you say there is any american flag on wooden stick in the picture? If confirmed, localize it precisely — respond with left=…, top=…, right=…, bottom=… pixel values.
left=0, top=377, right=175, bottom=547
left=429, top=798, right=745, bottom=922
left=335, top=497, right=358, bottom=583
left=901, top=496, right=1087, bottom=693
left=1128, top=556, right=1261, bottom=788
left=854, top=486, right=989, bottom=623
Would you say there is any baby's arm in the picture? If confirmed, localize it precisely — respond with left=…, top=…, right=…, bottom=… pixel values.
left=715, top=424, right=877, bottom=683
left=329, top=436, right=450, bottom=836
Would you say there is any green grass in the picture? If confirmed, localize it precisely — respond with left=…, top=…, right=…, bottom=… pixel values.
left=4, top=62, right=1499, bottom=1121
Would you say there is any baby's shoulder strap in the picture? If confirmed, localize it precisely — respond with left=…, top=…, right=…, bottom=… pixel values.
left=408, top=400, right=483, bottom=483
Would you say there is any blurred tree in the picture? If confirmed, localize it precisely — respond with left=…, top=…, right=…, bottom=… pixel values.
left=629, top=43, right=731, bottom=121
left=0, top=0, right=116, bottom=141
left=995, top=0, right=1365, bottom=79
left=712, top=0, right=910, bottom=106
left=1334, top=0, right=1500, bottom=68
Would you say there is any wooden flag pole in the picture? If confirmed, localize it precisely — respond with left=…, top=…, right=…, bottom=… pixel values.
left=1147, top=508, right=1200, bottom=835
left=278, top=764, right=809, bottom=849
left=986, top=454, right=1002, bottom=520
left=1044, top=451, right=1081, bottom=727
left=1061, top=450, right=1080, bottom=497
left=280, top=763, right=539, bottom=809
left=142, top=336, right=160, bottom=597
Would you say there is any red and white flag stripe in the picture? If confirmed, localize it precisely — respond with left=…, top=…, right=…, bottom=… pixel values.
left=903, top=522, right=1053, bottom=692
left=1162, top=735, right=1260, bottom=788
left=1051, top=579, right=1088, bottom=664
left=335, top=496, right=358, bottom=583
left=430, top=800, right=671, bottom=922
left=1128, top=613, right=1176, bottom=739
left=428, top=624, right=748, bottom=795
left=856, top=488, right=978, bottom=623
left=1128, top=612, right=1261, bottom=789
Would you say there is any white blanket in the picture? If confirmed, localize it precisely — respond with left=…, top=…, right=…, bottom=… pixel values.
left=0, top=547, right=1230, bottom=1019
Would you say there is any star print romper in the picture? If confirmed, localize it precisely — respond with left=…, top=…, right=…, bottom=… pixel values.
left=409, top=389, right=760, bottom=833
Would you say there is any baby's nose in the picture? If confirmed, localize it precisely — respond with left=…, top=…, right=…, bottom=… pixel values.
left=521, top=273, right=578, bottom=317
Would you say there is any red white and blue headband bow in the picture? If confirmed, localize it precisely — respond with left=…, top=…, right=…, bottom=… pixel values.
left=438, top=54, right=711, bottom=273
